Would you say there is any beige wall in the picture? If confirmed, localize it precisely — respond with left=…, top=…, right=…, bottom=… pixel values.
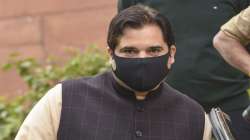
left=0, top=0, right=117, bottom=98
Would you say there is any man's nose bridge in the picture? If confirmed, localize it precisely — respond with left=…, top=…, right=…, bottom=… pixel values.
left=138, top=51, right=147, bottom=58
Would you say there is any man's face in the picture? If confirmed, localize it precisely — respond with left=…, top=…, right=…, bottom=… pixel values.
left=111, top=24, right=176, bottom=68
left=109, top=24, right=176, bottom=92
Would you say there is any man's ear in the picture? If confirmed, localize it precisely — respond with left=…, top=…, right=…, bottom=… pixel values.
left=167, top=45, right=176, bottom=69
left=107, top=46, right=113, bottom=56
left=107, top=46, right=117, bottom=70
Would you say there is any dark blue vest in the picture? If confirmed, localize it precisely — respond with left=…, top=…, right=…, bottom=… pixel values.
left=57, top=72, right=205, bottom=140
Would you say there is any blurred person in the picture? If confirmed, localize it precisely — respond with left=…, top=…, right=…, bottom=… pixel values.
left=119, top=1, right=250, bottom=140
left=213, top=6, right=250, bottom=77
left=213, top=6, right=250, bottom=128
left=15, top=5, right=212, bottom=140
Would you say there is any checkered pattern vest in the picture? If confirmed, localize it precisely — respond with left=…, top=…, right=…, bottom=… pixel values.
left=57, top=72, right=205, bottom=140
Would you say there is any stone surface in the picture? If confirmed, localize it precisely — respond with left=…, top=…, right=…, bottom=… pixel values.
left=0, top=0, right=115, bottom=18
left=0, top=0, right=116, bottom=98
left=0, top=17, right=41, bottom=46
left=43, top=3, right=116, bottom=58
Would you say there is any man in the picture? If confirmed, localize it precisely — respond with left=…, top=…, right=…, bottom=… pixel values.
left=213, top=6, right=250, bottom=77
left=15, top=5, right=211, bottom=140
left=213, top=6, right=250, bottom=130
left=118, top=1, right=250, bottom=139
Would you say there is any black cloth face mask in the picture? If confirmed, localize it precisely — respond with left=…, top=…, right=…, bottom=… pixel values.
left=112, top=53, right=170, bottom=92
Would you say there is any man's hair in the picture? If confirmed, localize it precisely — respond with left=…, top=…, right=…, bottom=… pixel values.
left=107, top=4, right=175, bottom=50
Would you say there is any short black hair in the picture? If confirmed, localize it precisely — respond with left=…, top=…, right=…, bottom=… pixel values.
left=107, top=4, right=175, bottom=50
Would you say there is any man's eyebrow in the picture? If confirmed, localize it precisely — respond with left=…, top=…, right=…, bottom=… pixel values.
left=120, top=46, right=137, bottom=49
left=148, top=45, right=164, bottom=48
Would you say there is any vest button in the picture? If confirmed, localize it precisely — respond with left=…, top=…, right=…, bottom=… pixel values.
left=136, top=105, right=144, bottom=112
left=135, top=130, right=143, bottom=137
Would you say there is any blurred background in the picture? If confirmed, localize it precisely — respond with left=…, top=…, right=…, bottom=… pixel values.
left=0, top=0, right=116, bottom=98
left=0, top=1, right=249, bottom=140
left=0, top=1, right=116, bottom=139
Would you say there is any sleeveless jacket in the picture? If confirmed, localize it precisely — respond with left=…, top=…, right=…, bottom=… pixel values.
left=57, top=71, right=205, bottom=140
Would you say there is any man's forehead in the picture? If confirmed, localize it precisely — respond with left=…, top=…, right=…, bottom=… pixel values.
left=118, top=25, right=166, bottom=47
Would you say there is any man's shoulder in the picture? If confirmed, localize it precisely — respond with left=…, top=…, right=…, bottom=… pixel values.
left=162, top=83, right=204, bottom=111
left=62, top=71, right=111, bottom=85
left=61, top=71, right=112, bottom=94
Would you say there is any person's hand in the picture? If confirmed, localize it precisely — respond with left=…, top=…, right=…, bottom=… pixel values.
left=242, top=105, right=250, bottom=122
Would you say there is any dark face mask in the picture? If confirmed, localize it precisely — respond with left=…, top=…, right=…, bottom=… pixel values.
left=112, top=53, right=170, bottom=92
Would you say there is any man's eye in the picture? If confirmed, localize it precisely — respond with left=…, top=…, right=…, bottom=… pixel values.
left=121, top=49, right=138, bottom=54
left=148, top=48, right=162, bottom=53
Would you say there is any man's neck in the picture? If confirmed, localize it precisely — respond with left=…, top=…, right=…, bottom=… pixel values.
left=134, top=92, right=148, bottom=100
